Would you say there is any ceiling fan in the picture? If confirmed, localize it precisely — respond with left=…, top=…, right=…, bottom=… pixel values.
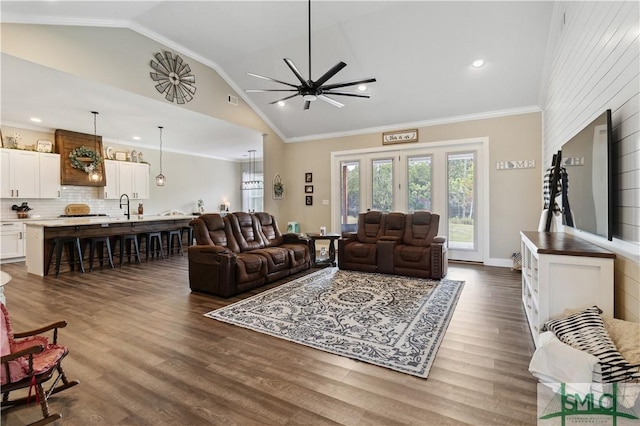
left=245, top=0, right=376, bottom=110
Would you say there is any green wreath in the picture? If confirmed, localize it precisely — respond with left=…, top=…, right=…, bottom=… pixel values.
left=69, top=146, right=103, bottom=173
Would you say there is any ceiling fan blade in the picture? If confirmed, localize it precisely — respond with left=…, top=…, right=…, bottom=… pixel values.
left=321, top=77, right=377, bottom=91
left=269, top=93, right=300, bottom=104
left=314, top=62, right=347, bottom=87
left=303, top=100, right=311, bottom=110
left=318, top=94, right=344, bottom=108
left=246, top=72, right=299, bottom=88
left=322, top=91, right=371, bottom=99
left=284, top=58, right=310, bottom=88
left=246, top=89, right=298, bottom=93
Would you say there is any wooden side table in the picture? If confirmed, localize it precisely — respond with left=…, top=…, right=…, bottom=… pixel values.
left=307, top=233, right=341, bottom=267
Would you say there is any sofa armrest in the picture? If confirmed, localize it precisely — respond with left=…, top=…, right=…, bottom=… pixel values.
left=188, top=245, right=237, bottom=297
left=188, top=245, right=236, bottom=265
left=377, top=239, right=397, bottom=274
left=283, top=233, right=310, bottom=245
left=433, top=236, right=447, bottom=244
left=430, top=236, right=448, bottom=279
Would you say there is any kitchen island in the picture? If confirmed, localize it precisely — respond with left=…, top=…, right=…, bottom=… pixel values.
left=25, top=215, right=195, bottom=276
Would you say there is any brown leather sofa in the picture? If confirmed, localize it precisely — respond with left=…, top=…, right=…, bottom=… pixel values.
left=338, top=210, right=448, bottom=279
left=188, top=212, right=311, bottom=297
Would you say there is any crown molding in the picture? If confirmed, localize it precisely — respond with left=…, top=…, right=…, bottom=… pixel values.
left=285, top=106, right=543, bottom=143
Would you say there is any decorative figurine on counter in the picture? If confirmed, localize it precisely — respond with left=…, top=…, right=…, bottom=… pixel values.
left=138, top=203, right=144, bottom=216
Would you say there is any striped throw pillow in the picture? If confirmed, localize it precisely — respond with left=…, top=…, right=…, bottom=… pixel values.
left=543, top=306, right=640, bottom=383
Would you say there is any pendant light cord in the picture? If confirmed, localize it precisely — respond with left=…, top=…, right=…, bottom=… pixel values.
left=158, top=126, right=163, bottom=173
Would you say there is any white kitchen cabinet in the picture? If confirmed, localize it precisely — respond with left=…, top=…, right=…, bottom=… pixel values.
left=0, top=222, right=25, bottom=262
left=100, top=160, right=149, bottom=200
left=100, top=160, right=120, bottom=199
left=520, top=231, right=615, bottom=346
left=39, top=152, right=61, bottom=198
left=0, top=148, right=40, bottom=198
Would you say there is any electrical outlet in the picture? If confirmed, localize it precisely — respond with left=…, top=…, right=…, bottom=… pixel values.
left=322, top=200, right=329, bottom=205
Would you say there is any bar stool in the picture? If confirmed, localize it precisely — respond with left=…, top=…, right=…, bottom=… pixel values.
left=142, top=232, right=164, bottom=261
left=84, top=236, right=115, bottom=272
left=164, top=229, right=184, bottom=256
left=182, top=226, right=194, bottom=246
left=46, top=237, right=85, bottom=278
left=113, top=234, right=141, bottom=266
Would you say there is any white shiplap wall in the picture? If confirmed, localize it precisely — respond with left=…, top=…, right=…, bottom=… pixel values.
left=541, top=1, right=640, bottom=320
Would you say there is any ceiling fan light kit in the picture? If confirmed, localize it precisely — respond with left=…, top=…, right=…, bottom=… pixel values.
left=246, top=0, right=376, bottom=110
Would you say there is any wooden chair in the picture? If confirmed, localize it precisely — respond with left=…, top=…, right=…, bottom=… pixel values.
left=0, top=303, right=79, bottom=425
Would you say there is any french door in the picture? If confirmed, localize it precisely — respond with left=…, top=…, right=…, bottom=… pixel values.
left=333, top=139, right=486, bottom=262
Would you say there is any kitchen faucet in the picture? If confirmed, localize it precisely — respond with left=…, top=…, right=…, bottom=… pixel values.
left=119, top=194, right=130, bottom=220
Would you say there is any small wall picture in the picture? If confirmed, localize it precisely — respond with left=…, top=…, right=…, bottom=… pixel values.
left=305, top=185, right=313, bottom=193
left=36, top=140, right=53, bottom=153
left=305, top=172, right=313, bottom=183
left=305, top=195, right=313, bottom=206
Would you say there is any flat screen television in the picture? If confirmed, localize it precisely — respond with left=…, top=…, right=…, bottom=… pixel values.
left=560, top=109, right=613, bottom=240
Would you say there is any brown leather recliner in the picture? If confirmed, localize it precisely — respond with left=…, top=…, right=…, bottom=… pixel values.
left=337, top=211, right=385, bottom=273
left=188, top=212, right=311, bottom=297
left=254, top=212, right=310, bottom=275
left=338, top=210, right=448, bottom=279
left=188, top=214, right=267, bottom=297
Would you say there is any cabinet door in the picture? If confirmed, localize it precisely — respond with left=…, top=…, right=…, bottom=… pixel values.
left=118, top=162, right=136, bottom=198
left=13, top=150, right=40, bottom=198
left=132, top=163, right=149, bottom=199
left=100, top=160, right=120, bottom=199
left=39, top=153, right=61, bottom=198
left=0, top=150, right=11, bottom=198
left=0, top=223, right=25, bottom=260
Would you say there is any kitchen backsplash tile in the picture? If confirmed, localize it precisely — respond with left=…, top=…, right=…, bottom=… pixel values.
left=1, top=186, right=130, bottom=220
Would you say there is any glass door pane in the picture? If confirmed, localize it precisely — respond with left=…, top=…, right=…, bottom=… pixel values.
left=407, top=155, right=432, bottom=212
left=371, top=158, right=394, bottom=212
left=340, top=160, right=360, bottom=234
left=447, top=152, right=475, bottom=250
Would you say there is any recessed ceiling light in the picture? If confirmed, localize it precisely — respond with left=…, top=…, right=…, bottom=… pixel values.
left=358, top=85, right=367, bottom=92
left=30, top=117, right=42, bottom=123
left=133, top=136, right=141, bottom=140
left=277, top=101, right=286, bottom=107
left=472, top=59, right=485, bottom=68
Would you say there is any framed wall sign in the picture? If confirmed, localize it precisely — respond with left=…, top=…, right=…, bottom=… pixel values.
left=305, top=196, right=313, bottom=206
left=382, top=129, right=419, bottom=145
left=305, top=185, right=313, bottom=193
left=37, top=140, right=53, bottom=153
left=305, top=172, right=313, bottom=183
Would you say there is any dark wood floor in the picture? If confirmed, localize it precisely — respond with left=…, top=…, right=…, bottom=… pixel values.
left=0, top=256, right=537, bottom=425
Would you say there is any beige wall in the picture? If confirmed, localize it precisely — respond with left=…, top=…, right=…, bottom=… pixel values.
left=282, top=112, right=542, bottom=262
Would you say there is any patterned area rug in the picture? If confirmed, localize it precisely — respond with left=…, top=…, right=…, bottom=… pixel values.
left=205, top=268, right=464, bottom=378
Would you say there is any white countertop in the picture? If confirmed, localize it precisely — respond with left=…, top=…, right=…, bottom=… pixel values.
left=24, top=215, right=196, bottom=227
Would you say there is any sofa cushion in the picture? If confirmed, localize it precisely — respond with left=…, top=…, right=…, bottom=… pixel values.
left=229, top=212, right=265, bottom=252
left=191, top=214, right=240, bottom=253
left=403, top=211, right=439, bottom=247
left=357, top=211, right=385, bottom=244
left=543, top=306, right=640, bottom=383
left=383, top=212, right=406, bottom=238
left=254, top=212, right=284, bottom=246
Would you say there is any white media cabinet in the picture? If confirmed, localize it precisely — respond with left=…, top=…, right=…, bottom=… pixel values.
left=520, top=231, right=615, bottom=346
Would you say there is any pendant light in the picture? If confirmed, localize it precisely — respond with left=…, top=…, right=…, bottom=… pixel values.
left=88, top=111, right=102, bottom=183
left=156, top=126, right=166, bottom=186
left=240, top=149, right=263, bottom=190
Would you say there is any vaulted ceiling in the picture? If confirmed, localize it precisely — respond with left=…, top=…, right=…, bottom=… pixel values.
left=0, top=1, right=554, bottom=160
